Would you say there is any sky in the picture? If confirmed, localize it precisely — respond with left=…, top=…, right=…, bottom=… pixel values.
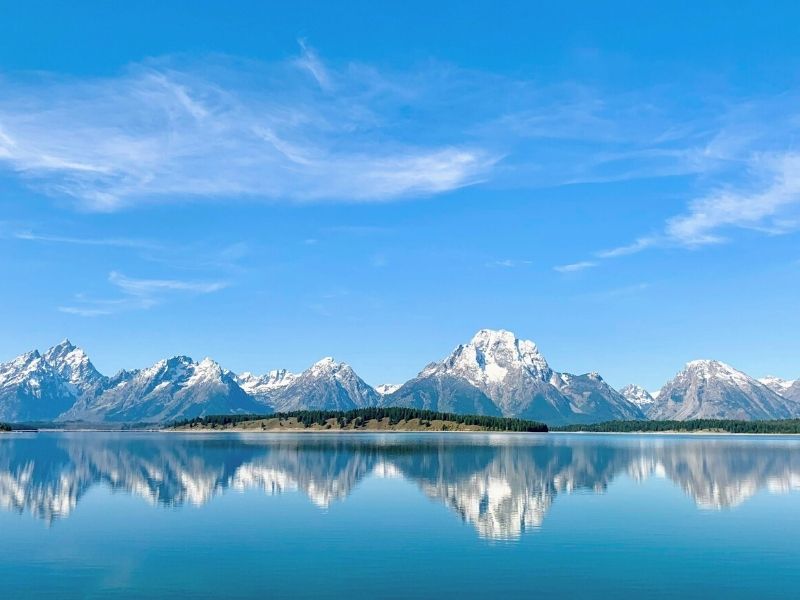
left=1, top=1, right=799, bottom=390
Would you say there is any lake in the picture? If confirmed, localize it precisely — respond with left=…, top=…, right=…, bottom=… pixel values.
left=1, top=432, right=799, bottom=598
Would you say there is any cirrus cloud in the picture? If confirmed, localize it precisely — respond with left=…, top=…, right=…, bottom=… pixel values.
left=0, top=45, right=497, bottom=211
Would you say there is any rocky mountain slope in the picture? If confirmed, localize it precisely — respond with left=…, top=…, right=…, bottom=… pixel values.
left=648, top=360, right=795, bottom=421
left=0, top=350, right=77, bottom=422
left=760, top=376, right=800, bottom=404
left=63, top=356, right=263, bottom=423
left=619, top=384, right=656, bottom=411
left=384, top=329, right=644, bottom=425
left=255, top=357, right=380, bottom=412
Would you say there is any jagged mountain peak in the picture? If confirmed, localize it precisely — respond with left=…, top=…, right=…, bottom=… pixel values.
left=649, top=358, right=793, bottom=421
left=42, top=339, right=104, bottom=392
left=387, top=329, right=642, bottom=424
left=759, top=376, right=796, bottom=394
left=0, top=347, right=77, bottom=422
left=236, top=369, right=297, bottom=394
left=678, top=359, right=754, bottom=387
left=17, top=349, right=42, bottom=363
left=620, top=384, right=655, bottom=409
left=307, top=357, right=360, bottom=379
left=311, top=356, right=338, bottom=369
left=3, top=350, right=45, bottom=379
left=430, top=328, right=551, bottom=385
left=265, top=357, right=378, bottom=412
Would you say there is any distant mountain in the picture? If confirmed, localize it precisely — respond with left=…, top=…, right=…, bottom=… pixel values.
left=265, top=357, right=380, bottom=412
left=649, top=360, right=795, bottom=421
left=0, top=350, right=77, bottom=422
left=619, top=384, right=656, bottom=410
left=553, top=372, right=645, bottom=424
left=375, top=384, right=400, bottom=396
left=63, top=356, right=263, bottom=423
left=236, top=369, right=297, bottom=402
left=759, top=376, right=800, bottom=403
left=384, top=329, right=643, bottom=425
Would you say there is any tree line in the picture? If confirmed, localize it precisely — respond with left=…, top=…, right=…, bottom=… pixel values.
left=552, top=419, right=800, bottom=434
left=0, top=422, right=11, bottom=432
left=170, top=407, right=549, bottom=432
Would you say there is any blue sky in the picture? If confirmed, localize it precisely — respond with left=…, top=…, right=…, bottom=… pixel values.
left=1, top=1, right=799, bottom=389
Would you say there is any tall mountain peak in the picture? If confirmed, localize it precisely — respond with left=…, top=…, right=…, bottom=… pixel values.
left=649, top=359, right=794, bottom=420
left=387, top=329, right=642, bottom=424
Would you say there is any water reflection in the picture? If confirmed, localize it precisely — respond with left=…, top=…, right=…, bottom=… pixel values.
left=1, top=432, right=799, bottom=539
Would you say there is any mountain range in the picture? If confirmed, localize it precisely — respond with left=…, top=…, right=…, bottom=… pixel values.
left=0, top=331, right=798, bottom=425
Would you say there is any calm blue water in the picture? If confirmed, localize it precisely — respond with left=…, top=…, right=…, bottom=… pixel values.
left=1, top=432, right=799, bottom=599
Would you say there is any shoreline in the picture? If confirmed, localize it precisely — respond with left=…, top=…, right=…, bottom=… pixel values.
left=8, top=428, right=800, bottom=436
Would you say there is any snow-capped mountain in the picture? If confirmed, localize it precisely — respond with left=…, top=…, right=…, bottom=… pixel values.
left=0, top=350, right=77, bottom=422
left=375, top=384, right=401, bottom=396
left=648, top=360, right=796, bottom=421
left=383, top=329, right=643, bottom=425
left=42, top=339, right=107, bottom=397
left=3, top=336, right=798, bottom=425
left=759, top=376, right=800, bottom=403
left=236, top=369, right=298, bottom=402
left=266, top=357, right=380, bottom=412
left=619, top=384, right=656, bottom=410
left=63, top=355, right=263, bottom=423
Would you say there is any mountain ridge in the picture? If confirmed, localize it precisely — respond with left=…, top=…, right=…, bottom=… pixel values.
left=1, top=332, right=798, bottom=424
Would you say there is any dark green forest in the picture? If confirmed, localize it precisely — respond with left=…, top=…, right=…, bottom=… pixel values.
left=553, top=419, right=800, bottom=434
left=170, top=407, right=549, bottom=432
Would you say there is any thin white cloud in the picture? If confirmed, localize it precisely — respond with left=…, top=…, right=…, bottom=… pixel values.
left=488, top=259, right=533, bottom=268
left=295, top=38, right=333, bottom=91
left=59, top=271, right=228, bottom=317
left=108, top=271, right=227, bottom=295
left=13, top=230, right=159, bottom=249
left=578, top=152, right=800, bottom=268
left=0, top=48, right=497, bottom=211
left=554, top=261, right=597, bottom=273
left=595, top=237, right=657, bottom=259
left=664, top=153, right=800, bottom=246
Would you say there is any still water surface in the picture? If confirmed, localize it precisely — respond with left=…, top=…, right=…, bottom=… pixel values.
left=1, top=432, right=799, bottom=598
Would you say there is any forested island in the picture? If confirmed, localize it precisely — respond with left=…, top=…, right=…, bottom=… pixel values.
left=169, top=408, right=549, bottom=432
left=6, top=415, right=800, bottom=435
left=553, top=419, right=800, bottom=434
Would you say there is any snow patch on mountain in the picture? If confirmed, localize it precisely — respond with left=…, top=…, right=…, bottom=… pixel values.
left=620, top=384, right=656, bottom=409
left=375, top=384, right=401, bottom=395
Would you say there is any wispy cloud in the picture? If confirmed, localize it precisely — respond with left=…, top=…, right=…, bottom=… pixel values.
left=487, top=259, right=533, bottom=268
left=554, top=261, right=597, bottom=273
left=58, top=271, right=228, bottom=317
left=663, top=153, right=800, bottom=246
left=0, top=45, right=497, bottom=211
left=564, top=152, right=800, bottom=269
left=12, top=229, right=160, bottom=249
left=108, top=271, right=227, bottom=295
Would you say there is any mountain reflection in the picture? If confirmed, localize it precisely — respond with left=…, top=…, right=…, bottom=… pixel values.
left=1, top=433, right=800, bottom=539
